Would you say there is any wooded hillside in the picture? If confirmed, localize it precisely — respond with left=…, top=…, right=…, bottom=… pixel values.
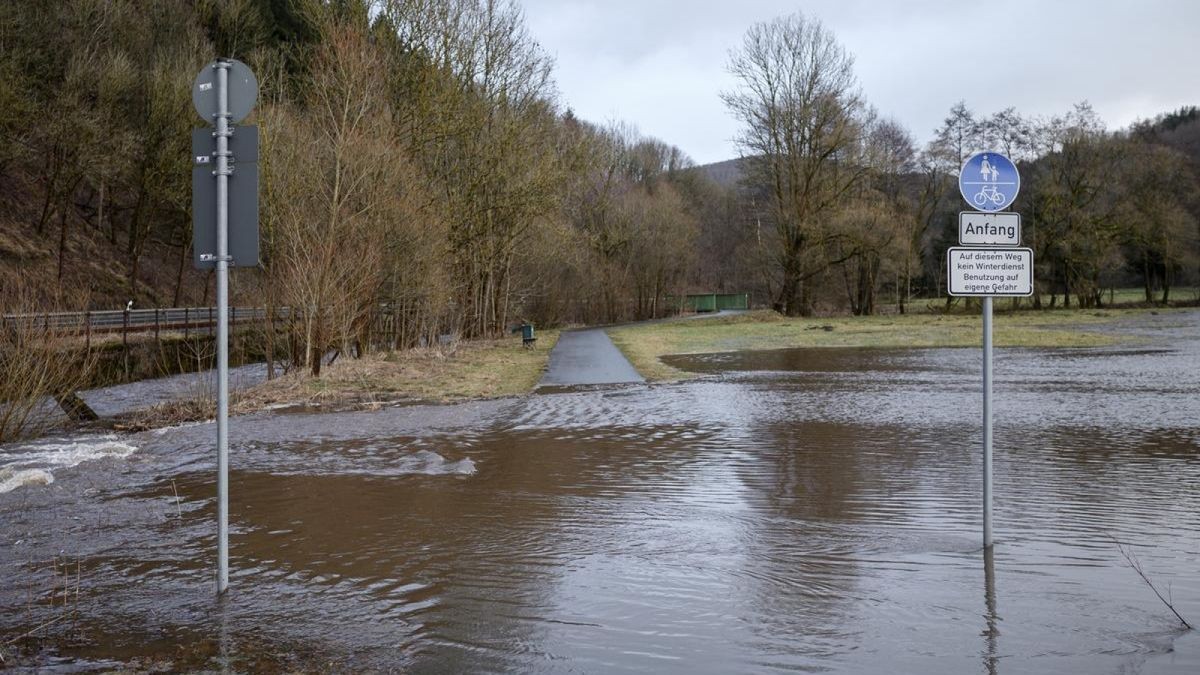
left=1, top=2, right=1197, bottom=356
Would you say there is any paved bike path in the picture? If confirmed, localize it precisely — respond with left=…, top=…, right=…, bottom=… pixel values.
left=538, top=329, right=644, bottom=387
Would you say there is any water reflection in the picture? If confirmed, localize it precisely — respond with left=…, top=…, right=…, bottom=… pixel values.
left=983, top=546, right=998, bottom=675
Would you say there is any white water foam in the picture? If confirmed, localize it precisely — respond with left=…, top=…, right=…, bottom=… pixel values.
left=0, top=467, right=55, bottom=493
left=0, top=435, right=138, bottom=493
left=404, top=449, right=476, bottom=476
left=151, top=420, right=208, bottom=436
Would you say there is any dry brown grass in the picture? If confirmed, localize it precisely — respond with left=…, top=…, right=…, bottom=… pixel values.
left=243, top=331, right=560, bottom=407
left=117, top=332, right=560, bottom=430
left=0, top=287, right=98, bottom=442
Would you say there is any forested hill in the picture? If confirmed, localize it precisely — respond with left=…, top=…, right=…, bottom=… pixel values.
left=1136, top=107, right=1200, bottom=166
left=0, top=172, right=217, bottom=311
left=698, top=108, right=1200, bottom=192
left=0, top=0, right=719, bottom=344
left=696, top=158, right=744, bottom=189
left=1, top=0, right=1197, bottom=340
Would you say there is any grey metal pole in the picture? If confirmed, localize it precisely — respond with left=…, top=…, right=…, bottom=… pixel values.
left=215, top=60, right=231, bottom=595
left=982, top=295, right=994, bottom=549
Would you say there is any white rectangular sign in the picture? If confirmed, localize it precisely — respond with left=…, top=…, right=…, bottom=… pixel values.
left=947, top=247, right=1034, bottom=297
left=959, top=212, right=1021, bottom=246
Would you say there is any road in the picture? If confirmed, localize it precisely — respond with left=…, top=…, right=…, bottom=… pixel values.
left=538, top=328, right=644, bottom=387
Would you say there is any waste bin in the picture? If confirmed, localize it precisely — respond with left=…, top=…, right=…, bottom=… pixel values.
left=521, top=323, right=536, bottom=348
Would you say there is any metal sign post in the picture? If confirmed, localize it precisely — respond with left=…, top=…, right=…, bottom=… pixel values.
left=982, top=294, right=993, bottom=547
left=215, top=61, right=231, bottom=596
left=951, top=151, right=1030, bottom=550
left=192, top=58, right=258, bottom=595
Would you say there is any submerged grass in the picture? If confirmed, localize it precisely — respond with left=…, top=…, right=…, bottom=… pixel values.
left=607, top=308, right=1174, bottom=381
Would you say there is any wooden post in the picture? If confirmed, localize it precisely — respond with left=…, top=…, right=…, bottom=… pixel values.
left=122, top=309, right=130, bottom=379
left=184, top=307, right=190, bottom=339
left=155, top=307, right=160, bottom=343
left=231, top=306, right=238, bottom=364
left=85, top=311, right=91, bottom=351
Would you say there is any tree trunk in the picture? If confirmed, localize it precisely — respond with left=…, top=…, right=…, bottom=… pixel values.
left=126, top=188, right=147, bottom=297
left=173, top=221, right=188, bottom=308
left=55, top=391, right=99, bottom=422
left=56, top=205, right=69, bottom=284
left=1143, top=253, right=1153, bottom=303
left=310, top=343, right=322, bottom=377
left=265, top=300, right=276, bottom=381
left=98, top=177, right=109, bottom=242
left=776, top=265, right=801, bottom=316
left=36, top=148, right=60, bottom=236
left=840, top=258, right=857, bottom=315
left=304, top=310, right=315, bottom=374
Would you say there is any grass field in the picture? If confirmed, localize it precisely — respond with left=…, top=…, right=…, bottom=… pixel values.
left=607, top=307, right=1182, bottom=381
left=858, top=287, right=1199, bottom=315
left=1031, top=287, right=1200, bottom=307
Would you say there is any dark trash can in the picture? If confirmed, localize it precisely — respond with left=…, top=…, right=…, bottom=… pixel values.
left=521, top=323, right=536, bottom=348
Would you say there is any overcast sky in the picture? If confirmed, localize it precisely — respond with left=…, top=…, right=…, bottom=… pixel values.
left=519, top=0, right=1200, bottom=165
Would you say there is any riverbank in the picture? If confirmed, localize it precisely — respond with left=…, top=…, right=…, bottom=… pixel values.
left=116, top=331, right=559, bottom=430
left=606, top=307, right=1184, bottom=381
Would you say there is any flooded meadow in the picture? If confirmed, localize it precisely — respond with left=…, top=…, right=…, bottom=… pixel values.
left=2, top=312, right=1198, bottom=673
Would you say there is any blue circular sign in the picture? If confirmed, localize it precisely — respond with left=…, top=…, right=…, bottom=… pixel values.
left=959, top=151, right=1020, bottom=212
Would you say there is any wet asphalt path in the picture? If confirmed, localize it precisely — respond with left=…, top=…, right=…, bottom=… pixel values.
left=538, top=328, right=644, bottom=387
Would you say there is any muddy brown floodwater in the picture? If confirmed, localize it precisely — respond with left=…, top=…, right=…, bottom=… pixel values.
left=2, top=312, right=1199, bottom=673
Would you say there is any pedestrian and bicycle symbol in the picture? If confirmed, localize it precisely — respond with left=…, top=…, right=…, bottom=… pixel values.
left=959, top=151, right=1020, bottom=212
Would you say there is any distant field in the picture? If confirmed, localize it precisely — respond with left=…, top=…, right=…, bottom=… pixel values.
left=873, top=287, right=1199, bottom=314
left=1048, top=286, right=1200, bottom=306
left=607, top=306, right=1185, bottom=381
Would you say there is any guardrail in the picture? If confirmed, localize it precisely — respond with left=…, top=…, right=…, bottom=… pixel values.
left=0, top=307, right=282, bottom=343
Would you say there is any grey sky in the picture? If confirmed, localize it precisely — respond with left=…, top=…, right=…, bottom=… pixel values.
left=519, top=0, right=1200, bottom=165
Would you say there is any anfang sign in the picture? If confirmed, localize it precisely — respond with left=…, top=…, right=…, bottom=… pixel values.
left=959, top=212, right=1021, bottom=247
left=947, top=247, right=1034, bottom=297
left=952, top=149, right=1031, bottom=553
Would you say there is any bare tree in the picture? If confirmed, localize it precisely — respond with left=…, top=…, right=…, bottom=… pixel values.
left=0, top=283, right=97, bottom=442
left=929, top=101, right=982, bottom=171
left=722, top=12, right=869, bottom=315
left=382, top=0, right=564, bottom=337
left=982, top=107, right=1035, bottom=161
left=1118, top=141, right=1200, bottom=302
left=264, top=20, right=424, bottom=375
left=1027, top=103, right=1123, bottom=308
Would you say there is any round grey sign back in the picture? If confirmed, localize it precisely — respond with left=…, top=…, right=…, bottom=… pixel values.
left=192, top=59, right=258, bottom=124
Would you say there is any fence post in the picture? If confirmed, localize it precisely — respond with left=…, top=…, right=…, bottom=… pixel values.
left=122, top=309, right=130, bottom=379
left=231, top=306, right=238, bottom=364
left=155, top=307, right=160, bottom=343
left=85, top=311, right=91, bottom=351
left=184, top=307, right=190, bottom=339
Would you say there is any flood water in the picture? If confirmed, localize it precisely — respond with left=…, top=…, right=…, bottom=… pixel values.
left=2, top=312, right=1198, bottom=673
